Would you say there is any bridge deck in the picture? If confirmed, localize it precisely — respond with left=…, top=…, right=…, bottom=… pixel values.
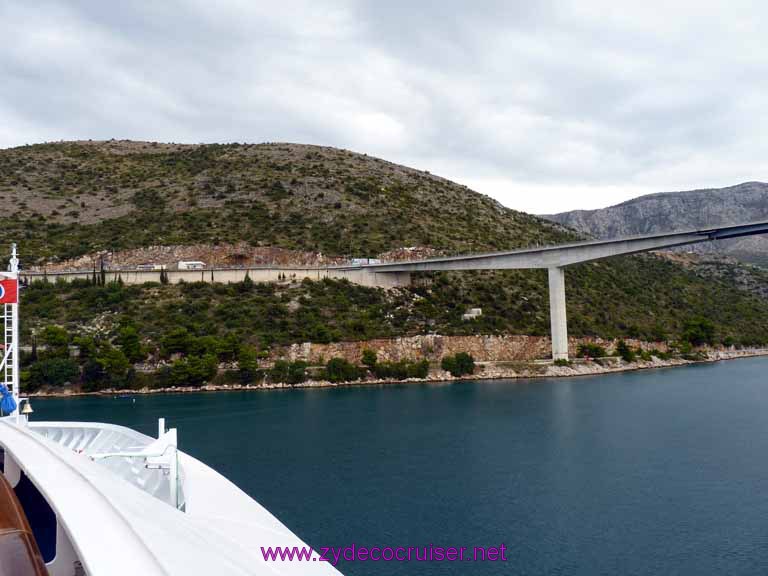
left=352, top=219, right=768, bottom=361
left=358, top=220, right=768, bottom=272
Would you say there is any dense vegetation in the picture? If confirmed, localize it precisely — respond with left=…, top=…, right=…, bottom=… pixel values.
left=18, top=256, right=768, bottom=391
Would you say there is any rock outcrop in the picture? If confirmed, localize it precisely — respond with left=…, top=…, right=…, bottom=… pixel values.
left=277, top=334, right=668, bottom=365
left=544, top=182, right=768, bottom=265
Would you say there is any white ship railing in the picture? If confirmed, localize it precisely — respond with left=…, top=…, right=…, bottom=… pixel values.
left=30, top=421, right=185, bottom=509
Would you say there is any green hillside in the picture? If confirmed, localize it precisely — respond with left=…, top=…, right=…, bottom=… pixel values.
left=3, top=141, right=768, bottom=391
left=0, top=140, right=571, bottom=262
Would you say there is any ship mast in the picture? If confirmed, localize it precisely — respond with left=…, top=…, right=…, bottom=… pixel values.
left=5, top=243, right=19, bottom=415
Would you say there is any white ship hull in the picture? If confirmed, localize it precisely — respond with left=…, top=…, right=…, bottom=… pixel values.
left=0, top=417, right=342, bottom=576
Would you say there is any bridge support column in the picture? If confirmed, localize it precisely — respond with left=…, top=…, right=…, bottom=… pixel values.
left=548, top=266, right=568, bottom=361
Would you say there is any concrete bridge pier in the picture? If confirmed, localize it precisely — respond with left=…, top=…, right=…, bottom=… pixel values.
left=548, top=266, right=568, bottom=361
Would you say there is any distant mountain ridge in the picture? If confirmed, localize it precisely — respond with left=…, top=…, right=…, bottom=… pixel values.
left=543, top=182, right=768, bottom=265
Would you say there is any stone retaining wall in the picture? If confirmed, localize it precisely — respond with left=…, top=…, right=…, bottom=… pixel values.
left=278, top=334, right=670, bottom=364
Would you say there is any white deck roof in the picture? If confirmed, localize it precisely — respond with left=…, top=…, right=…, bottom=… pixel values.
left=0, top=418, right=342, bottom=576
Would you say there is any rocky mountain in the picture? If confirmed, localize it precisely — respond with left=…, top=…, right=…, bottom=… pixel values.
left=544, top=182, right=768, bottom=265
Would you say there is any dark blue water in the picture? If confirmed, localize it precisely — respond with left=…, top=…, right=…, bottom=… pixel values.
left=32, top=358, right=768, bottom=575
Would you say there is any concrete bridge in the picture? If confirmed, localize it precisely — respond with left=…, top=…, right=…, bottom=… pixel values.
left=358, top=220, right=768, bottom=361
left=21, top=220, right=768, bottom=361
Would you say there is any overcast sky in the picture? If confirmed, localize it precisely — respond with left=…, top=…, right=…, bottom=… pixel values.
left=1, top=1, right=766, bottom=214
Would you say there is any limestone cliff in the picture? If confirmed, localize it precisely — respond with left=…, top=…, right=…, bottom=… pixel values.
left=544, top=182, right=768, bottom=265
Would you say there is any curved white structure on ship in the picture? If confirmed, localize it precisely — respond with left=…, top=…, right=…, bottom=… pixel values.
left=0, top=417, right=342, bottom=575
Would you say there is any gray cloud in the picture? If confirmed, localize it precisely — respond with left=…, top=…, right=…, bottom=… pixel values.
left=1, top=0, right=766, bottom=213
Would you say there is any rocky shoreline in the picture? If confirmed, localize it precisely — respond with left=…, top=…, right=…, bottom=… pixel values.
left=27, top=347, right=768, bottom=398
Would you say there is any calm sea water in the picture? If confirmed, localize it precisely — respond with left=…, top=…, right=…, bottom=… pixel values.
left=33, top=358, right=768, bottom=575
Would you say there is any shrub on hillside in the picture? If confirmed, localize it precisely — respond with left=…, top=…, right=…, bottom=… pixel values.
left=682, top=317, right=716, bottom=346
left=361, top=349, right=377, bottom=367
left=650, top=348, right=672, bottom=360
left=40, top=325, right=69, bottom=358
left=441, top=352, right=475, bottom=377
left=373, top=359, right=429, bottom=380
left=152, top=354, right=218, bottom=389
left=80, top=359, right=107, bottom=392
left=96, top=345, right=133, bottom=386
left=576, top=343, right=607, bottom=358
left=615, top=340, right=636, bottom=362
left=237, top=346, right=261, bottom=384
left=115, top=325, right=147, bottom=363
left=269, top=360, right=308, bottom=384
left=324, top=357, right=362, bottom=383
left=160, top=328, right=191, bottom=357
left=26, top=357, right=80, bottom=391
left=408, top=359, right=430, bottom=379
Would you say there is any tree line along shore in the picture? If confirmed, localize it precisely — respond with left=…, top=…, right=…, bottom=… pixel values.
left=27, top=346, right=768, bottom=398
